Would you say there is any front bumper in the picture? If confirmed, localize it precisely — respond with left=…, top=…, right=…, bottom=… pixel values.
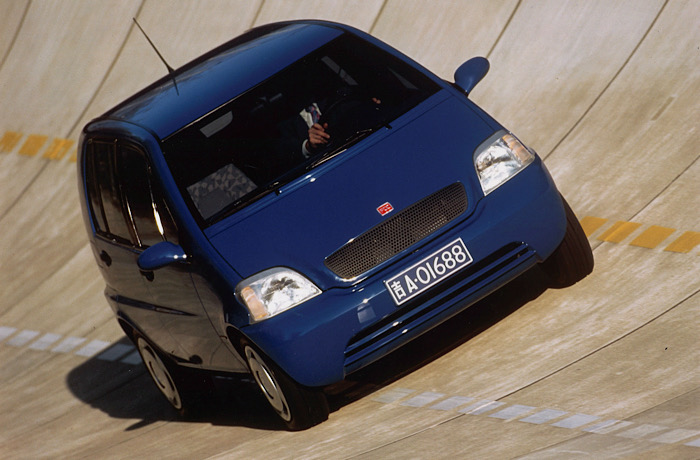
left=241, top=160, right=567, bottom=387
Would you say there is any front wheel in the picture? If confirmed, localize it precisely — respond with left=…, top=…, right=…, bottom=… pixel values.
left=243, top=343, right=329, bottom=430
left=135, top=334, right=214, bottom=416
left=541, top=196, right=594, bottom=288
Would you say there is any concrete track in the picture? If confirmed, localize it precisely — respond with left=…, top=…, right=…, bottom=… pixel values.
left=0, top=1, right=698, bottom=458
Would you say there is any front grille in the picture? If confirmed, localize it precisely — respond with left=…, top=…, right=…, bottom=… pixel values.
left=325, top=183, right=467, bottom=279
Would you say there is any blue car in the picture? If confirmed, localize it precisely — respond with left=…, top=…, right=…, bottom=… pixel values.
left=78, top=20, right=593, bottom=429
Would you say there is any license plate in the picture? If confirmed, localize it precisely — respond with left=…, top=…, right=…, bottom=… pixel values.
left=384, top=238, right=473, bottom=306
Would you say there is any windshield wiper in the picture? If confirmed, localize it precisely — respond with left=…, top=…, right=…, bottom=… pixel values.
left=308, top=124, right=389, bottom=169
left=207, top=179, right=283, bottom=224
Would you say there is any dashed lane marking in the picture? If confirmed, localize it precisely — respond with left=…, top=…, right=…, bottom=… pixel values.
left=430, top=395, right=475, bottom=411
left=652, top=429, right=700, bottom=444
left=28, top=332, right=62, bottom=351
left=598, top=221, right=643, bottom=243
left=42, top=137, right=75, bottom=160
left=459, top=399, right=505, bottom=415
left=583, top=419, right=633, bottom=434
left=18, top=134, right=49, bottom=157
left=617, top=424, right=668, bottom=439
left=0, top=325, right=140, bottom=365
left=630, top=225, right=676, bottom=249
left=1, top=130, right=77, bottom=162
left=372, top=388, right=700, bottom=448
left=4, top=323, right=700, bottom=449
left=400, top=391, right=445, bottom=407
left=51, top=336, right=87, bottom=353
left=551, top=413, right=600, bottom=429
left=665, top=231, right=700, bottom=253
left=0, top=131, right=23, bottom=152
left=6, top=330, right=40, bottom=347
left=581, top=216, right=699, bottom=253
left=489, top=404, right=535, bottom=420
left=519, top=408, right=568, bottom=425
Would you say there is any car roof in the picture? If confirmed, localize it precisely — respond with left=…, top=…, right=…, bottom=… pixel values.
left=99, top=21, right=345, bottom=140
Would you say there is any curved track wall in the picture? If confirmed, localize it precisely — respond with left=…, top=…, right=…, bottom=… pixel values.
left=0, top=1, right=697, bottom=458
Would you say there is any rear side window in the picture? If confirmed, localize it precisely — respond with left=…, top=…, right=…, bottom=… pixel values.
left=120, top=146, right=168, bottom=247
left=85, top=140, right=132, bottom=244
left=84, top=140, right=176, bottom=248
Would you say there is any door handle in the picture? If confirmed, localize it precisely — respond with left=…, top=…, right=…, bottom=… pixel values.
left=99, top=250, right=112, bottom=267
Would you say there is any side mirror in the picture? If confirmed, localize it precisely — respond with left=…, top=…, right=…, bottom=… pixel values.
left=138, top=241, right=188, bottom=270
left=454, top=57, right=490, bottom=95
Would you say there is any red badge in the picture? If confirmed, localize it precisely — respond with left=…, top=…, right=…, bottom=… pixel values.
left=377, top=202, right=394, bottom=216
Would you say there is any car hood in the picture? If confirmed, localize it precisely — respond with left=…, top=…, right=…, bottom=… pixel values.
left=206, top=94, right=496, bottom=289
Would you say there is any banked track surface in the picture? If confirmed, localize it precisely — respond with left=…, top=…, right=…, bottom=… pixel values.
left=0, top=1, right=698, bottom=458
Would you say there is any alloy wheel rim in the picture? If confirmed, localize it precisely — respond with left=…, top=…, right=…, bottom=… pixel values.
left=137, top=337, right=182, bottom=410
left=245, top=346, right=291, bottom=422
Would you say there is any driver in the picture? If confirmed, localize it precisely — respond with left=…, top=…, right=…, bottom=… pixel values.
left=301, top=103, right=330, bottom=156
left=303, top=97, right=381, bottom=156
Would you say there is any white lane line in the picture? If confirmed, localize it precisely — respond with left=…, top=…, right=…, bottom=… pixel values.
left=0, top=326, right=18, bottom=341
left=551, top=413, right=600, bottom=429
left=6, top=330, right=40, bottom=347
left=97, top=343, right=135, bottom=361
left=120, top=351, right=142, bottom=365
left=583, top=419, right=633, bottom=434
left=28, top=333, right=63, bottom=350
left=372, top=387, right=416, bottom=403
left=51, top=336, right=87, bottom=353
left=401, top=392, right=446, bottom=407
left=519, top=409, right=568, bottom=425
left=1, top=324, right=142, bottom=366
left=615, top=423, right=668, bottom=439
left=74, top=340, right=111, bottom=357
left=651, top=429, right=700, bottom=444
left=459, top=400, right=505, bottom=415
left=489, top=404, right=536, bottom=420
left=429, top=396, right=474, bottom=411
left=685, top=437, right=700, bottom=447
left=372, top=387, right=700, bottom=448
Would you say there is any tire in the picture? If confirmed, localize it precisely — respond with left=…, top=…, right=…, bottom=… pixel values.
left=243, top=342, right=329, bottom=430
left=135, top=334, right=214, bottom=416
left=541, top=196, right=594, bottom=288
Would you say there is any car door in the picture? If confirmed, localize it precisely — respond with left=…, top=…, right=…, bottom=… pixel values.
left=116, top=143, right=233, bottom=367
left=84, top=139, right=163, bottom=343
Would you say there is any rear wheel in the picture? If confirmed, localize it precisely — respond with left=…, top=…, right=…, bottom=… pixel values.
left=541, top=197, right=594, bottom=288
left=135, top=334, right=214, bottom=416
left=243, top=343, right=329, bottom=430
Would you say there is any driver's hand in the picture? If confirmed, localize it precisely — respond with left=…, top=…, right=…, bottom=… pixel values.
left=308, top=122, right=330, bottom=149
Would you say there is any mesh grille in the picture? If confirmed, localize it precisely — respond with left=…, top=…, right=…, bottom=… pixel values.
left=325, top=183, right=467, bottom=279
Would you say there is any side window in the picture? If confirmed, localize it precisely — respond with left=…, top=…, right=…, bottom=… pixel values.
left=84, top=142, right=108, bottom=234
left=85, top=140, right=132, bottom=244
left=119, top=146, right=177, bottom=248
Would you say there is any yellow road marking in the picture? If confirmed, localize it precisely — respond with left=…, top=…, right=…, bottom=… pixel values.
left=664, top=231, right=700, bottom=254
left=42, top=138, right=75, bottom=160
left=630, top=225, right=676, bottom=249
left=580, top=216, right=608, bottom=237
left=18, top=134, right=48, bottom=156
left=2, top=131, right=77, bottom=161
left=598, top=221, right=643, bottom=243
left=0, top=131, right=23, bottom=153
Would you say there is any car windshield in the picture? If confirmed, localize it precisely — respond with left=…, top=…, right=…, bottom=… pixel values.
left=163, top=32, right=439, bottom=227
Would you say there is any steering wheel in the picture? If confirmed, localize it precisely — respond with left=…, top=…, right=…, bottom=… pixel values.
left=319, top=88, right=384, bottom=148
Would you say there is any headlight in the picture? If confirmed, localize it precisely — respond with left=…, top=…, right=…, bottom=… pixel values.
left=236, top=268, right=321, bottom=322
left=474, top=131, right=535, bottom=195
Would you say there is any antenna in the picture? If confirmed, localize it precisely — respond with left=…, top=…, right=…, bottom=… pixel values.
left=132, top=17, right=179, bottom=95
